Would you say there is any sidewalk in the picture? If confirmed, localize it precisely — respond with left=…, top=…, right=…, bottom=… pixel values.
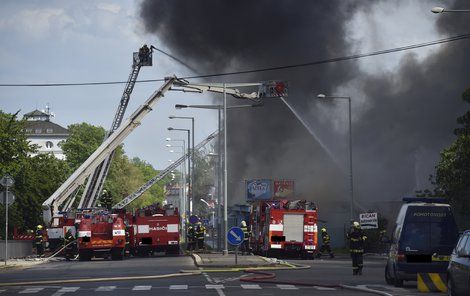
left=0, top=257, right=50, bottom=270
left=191, top=252, right=280, bottom=268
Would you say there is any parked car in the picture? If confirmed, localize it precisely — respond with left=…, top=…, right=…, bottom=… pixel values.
left=447, top=230, right=470, bottom=296
left=384, top=197, right=459, bottom=287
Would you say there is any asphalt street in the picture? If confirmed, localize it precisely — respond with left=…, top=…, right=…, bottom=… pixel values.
left=0, top=255, right=444, bottom=296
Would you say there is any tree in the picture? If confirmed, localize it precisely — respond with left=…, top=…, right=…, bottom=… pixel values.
left=0, top=111, right=68, bottom=236
left=60, top=122, right=106, bottom=171
left=435, top=88, right=470, bottom=224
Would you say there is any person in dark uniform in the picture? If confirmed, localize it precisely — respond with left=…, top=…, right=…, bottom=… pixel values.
left=186, top=225, right=196, bottom=252
left=64, top=229, right=76, bottom=261
left=240, top=220, right=251, bottom=255
left=35, top=225, right=45, bottom=256
left=347, top=221, right=367, bottom=275
left=195, top=222, right=206, bottom=251
left=318, top=227, right=335, bottom=258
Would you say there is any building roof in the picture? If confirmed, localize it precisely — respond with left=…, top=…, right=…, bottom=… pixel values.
left=24, top=109, right=49, bottom=118
left=24, top=120, right=69, bottom=137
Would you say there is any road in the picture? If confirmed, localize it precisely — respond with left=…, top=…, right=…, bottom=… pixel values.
left=0, top=255, right=443, bottom=296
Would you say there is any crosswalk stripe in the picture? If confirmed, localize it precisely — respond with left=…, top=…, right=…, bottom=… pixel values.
left=314, top=286, right=336, bottom=290
left=205, top=284, right=224, bottom=289
left=0, top=290, right=6, bottom=294
left=95, top=286, right=116, bottom=292
left=19, top=288, right=44, bottom=294
left=57, top=287, right=80, bottom=292
left=132, top=286, right=152, bottom=291
left=169, top=285, right=188, bottom=290
left=276, top=284, right=298, bottom=290
left=241, top=284, right=261, bottom=289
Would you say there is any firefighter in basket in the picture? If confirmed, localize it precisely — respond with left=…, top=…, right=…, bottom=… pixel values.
left=64, top=229, right=76, bottom=261
left=196, top=222, right=206, bottom=251
left=347, top=221, right=367, bottom=275
left=317, top=227, right=334, bottom=258
left=240, top=220, right=251, bottom=255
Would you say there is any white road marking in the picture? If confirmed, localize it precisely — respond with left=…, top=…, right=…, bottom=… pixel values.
left=0, top=290, right=5, bottom=294
left=95, top=286, right=116, bottom=292
left=19, top=288, right=44, bottom=294
left=206, top=284, right=224, bottom=289
left=314, top=286, right=336, bottom=290
left=169, top=285, right=188, bottom=290
left=132, top=286, right=152, bottom=291
left=57, top=287, right=80, bottom=292
left=276, top=284, right=298, bottom=290
left=241, top=284, right=262, bottom=289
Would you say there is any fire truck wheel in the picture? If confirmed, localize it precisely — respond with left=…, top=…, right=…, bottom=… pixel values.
left=111, top=248, right=124, bottom=260
left=79, top=251, right=92, bottom=261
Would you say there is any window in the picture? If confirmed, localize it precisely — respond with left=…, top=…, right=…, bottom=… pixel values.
left=45, top=141, right=53, bottom=149
left=35, top=128, right=42, bottom=134
left=25, top=128, right=32, bottom=133
left=46, top=128, right=53, bottom=133
left=456, top=235, right=469, bottom=256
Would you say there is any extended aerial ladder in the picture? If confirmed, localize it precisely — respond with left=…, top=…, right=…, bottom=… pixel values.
left=112, top=130, right=218, bottom=209
left=42, top=76, right=261, bottom=224
left=78, top=46, right=154, bottom=210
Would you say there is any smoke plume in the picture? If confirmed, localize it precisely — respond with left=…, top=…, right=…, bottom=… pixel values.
left=139, top=0, right=470, bottom=217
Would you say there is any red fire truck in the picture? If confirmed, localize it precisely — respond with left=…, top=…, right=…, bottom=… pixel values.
left=126, top=204, right=180, bottom=256
left=250, top=199, right=318, bottom=259
left=77, top=211, right=126, bottom=261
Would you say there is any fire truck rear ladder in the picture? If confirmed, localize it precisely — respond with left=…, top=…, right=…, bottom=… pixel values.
left=112, top=130, right=218, bottom=210
left=78, top=48, right=154, bottom=210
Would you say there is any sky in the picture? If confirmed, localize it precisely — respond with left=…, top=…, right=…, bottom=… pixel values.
left=1, top=0, right=469, bottom=215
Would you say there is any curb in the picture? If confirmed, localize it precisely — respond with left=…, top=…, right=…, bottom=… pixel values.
left=190, top=253, right=280, bottom=269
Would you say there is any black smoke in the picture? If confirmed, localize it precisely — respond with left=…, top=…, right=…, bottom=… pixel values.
left=139, top=0, right=470, bottom=217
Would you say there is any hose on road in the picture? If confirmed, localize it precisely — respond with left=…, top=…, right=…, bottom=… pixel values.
left=240, top=269, right=393, bottom=296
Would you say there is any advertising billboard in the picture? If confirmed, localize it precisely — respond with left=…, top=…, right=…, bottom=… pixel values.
left=273, top=180, right=295, bottom=199
left=246, top=179, right=272, bottom=201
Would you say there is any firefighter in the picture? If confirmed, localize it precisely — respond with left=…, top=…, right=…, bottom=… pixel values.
left=186, top=224, right=196, bottom=252
left=124, top=228, right=131, bottom=257
left=195, top=222, right=206, bottom=251
left=64, top=229, right=76, bottom=261
left=240, top=220, right=251, bottom=255
left=318, top=227, right=334, bottom=258
left=347, top=221, right=367, bottom=275
left=138, top=44, right=150, bottom=63
left=35, top=225, right=45, bottom=256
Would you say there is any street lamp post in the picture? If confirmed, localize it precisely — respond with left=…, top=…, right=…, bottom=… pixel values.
left=317, top=94, right=354, bottom=222
left=168, top=127, right=191, bottom=215
left=431, top=6, right=470, bottom=13
left=169, top=116, right=195, bottom=213
left=174, top=102, right=263, bottom=253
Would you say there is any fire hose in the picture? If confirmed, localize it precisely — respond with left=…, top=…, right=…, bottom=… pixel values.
left=240, top=269, right=393, bottom=296
left=43, top=239, right=78, bottom=261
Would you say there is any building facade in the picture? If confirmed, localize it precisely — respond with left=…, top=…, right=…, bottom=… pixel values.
left=23, top=109, right=69, bottom=160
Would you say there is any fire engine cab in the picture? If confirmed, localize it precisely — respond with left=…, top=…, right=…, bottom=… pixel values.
left=250, top=199, right=318, bottom=259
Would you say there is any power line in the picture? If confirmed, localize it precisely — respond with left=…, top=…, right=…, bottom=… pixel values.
left=1, top=33, right=469, bottom=87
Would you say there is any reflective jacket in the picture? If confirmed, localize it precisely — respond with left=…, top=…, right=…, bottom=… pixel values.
left=196, top=225, right=205, bottom=240
left=321, top=232, right=331, bottom=245
left=241, top=226, right=250, bottom=241
left=35, top=230, right=44, bottom=244
left=347, top=228, right=367, bottom=253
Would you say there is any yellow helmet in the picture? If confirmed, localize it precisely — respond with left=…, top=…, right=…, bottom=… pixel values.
left=37, top=225, right=43, bottom=230
left=241, top=220, right=247, bottom=227
left=321, top=228, right=326, bottom=232
left=353, top=221, right=360, bottom=228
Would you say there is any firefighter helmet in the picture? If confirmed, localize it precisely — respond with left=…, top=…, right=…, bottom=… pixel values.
left=353, top=221, right=360, bottom=228
left=241, top=220, right=247, bottom=227
left=37, top=225, right=43, bottom=230
left=321, top=227, right=326, bottom=232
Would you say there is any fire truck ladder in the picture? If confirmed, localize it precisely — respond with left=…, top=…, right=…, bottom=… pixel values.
left=42, top=77, right=261, bottom=225
left=112, top=130, right=218, bottom=210
left=78, top=47, right=154, bottom=210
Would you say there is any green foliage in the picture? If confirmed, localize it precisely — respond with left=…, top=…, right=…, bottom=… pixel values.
left=435, top=88, right=470, bottom=223
left=0, top=111, right=68, bottom=237
left=60, top=123, right=105, bottom=171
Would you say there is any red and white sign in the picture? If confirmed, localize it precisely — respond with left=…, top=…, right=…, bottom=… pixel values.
left=273, top=180, right=295, bottom=199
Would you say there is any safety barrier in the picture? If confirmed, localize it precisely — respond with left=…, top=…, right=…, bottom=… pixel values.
left=417, top=273, right=447, bottom=293
left=0, top=240, right=34, bottom=260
